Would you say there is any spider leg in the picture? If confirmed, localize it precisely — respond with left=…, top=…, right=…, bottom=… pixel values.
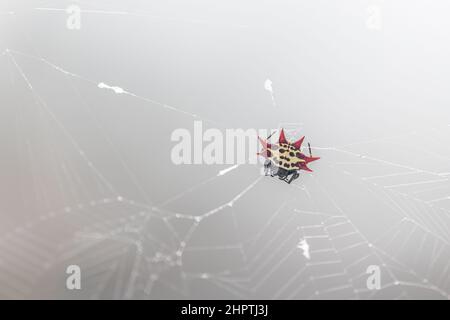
left=287, top=171, right=300, bottom=184
left=264, top=160, right=272, bottom=176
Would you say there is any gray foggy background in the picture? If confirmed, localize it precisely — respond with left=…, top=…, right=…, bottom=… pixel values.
left=0, top=0, right=449, bottom=299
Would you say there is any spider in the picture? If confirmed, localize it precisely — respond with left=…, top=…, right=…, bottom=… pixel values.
left=258, top=129, right=320, bottom=184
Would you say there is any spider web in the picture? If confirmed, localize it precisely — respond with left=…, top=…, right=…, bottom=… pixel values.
left=0, top=0, right=449, bottom=300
